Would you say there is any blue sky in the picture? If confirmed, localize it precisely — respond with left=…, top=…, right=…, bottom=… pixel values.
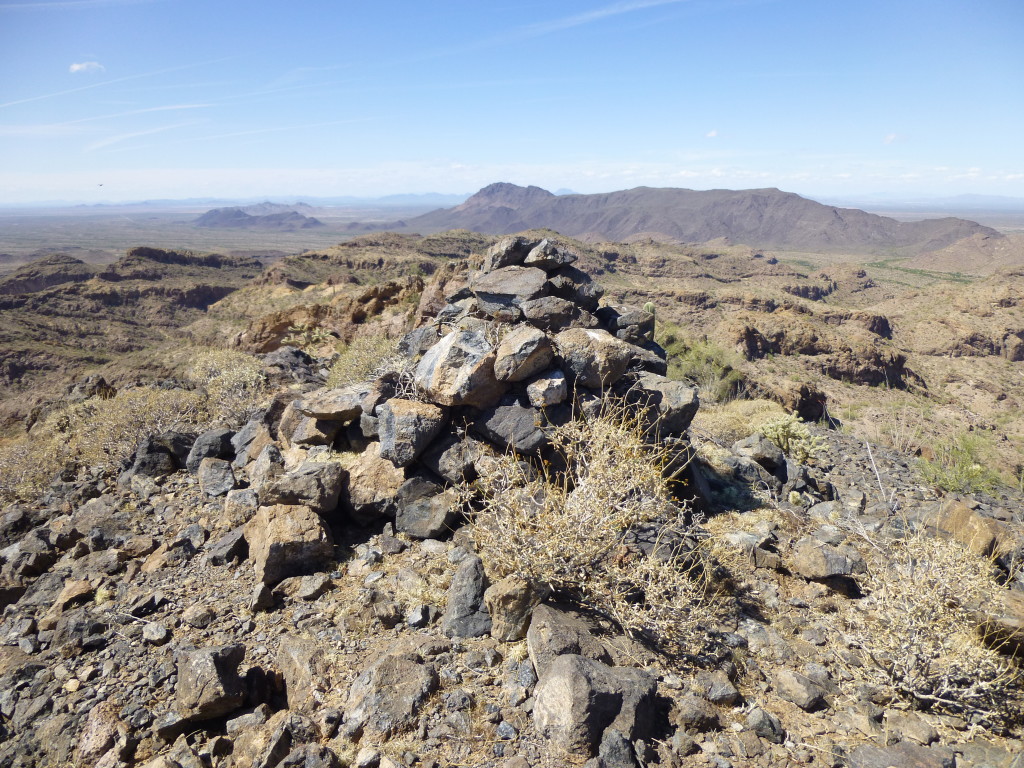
left=1, top=0, right=1022, bottom=204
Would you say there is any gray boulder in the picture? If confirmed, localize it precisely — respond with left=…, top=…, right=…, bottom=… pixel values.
left=296, top=383, right=373, bottom=422
left=526, top=369, right=568, bottom=408
left=472, top=396, right=548, bottom=455
left=198, top=458, right=236, bottom=497
left=524, top=238, right=578, bottom=271
left=789, top=536, right=866, bottom=580
left=548, top=264, right=604, bottom=311
left=555, top=328, right=634, bottom=389
left=732, top=434, right=786, bottom=474
left=441, top=554, right=492, bottom=638
left=186, top=428, right=235, bottom=473
left=378, top=399, right=447, bottom=468
left=622, top=372, right=699, bottom=435
left=393, top=476, right=459, bottom=540
left=494, top=326, right=554, bottom=382
left=259, top=461, right=345, bottom=515
left=346, top=649, right=439, bottom=739
left=520, top=296, right=580, bottom=331
left=470, top=266, right=548, bottom=317
left=527, top=604, right=612, bottom=679
left=482, top=235, right=536, bottom=272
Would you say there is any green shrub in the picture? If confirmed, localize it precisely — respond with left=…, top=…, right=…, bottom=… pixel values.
left=919, top=432, right=1001, bottom=494
left=758, top=413, right=823, bottom=464
left=657, top=323, right=744, bottom=402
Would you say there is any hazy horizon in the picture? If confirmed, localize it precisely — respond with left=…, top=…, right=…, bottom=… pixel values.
left=2, top=0, right=1021, bottom=205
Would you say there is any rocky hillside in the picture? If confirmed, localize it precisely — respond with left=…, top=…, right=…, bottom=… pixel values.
left=0, top=247, right=262, bottom=432
left=402, top=184, right=1001, bottom=256
left=0, top=237, right=1022, bottom=768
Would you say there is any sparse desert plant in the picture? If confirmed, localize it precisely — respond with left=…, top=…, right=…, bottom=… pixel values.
left=327, top=332, right=403, bottom=388
left=282, top=321, right=335, bottom=351
left=187, top=347, right=268, bottom=426
left=758, top=413, right=823, bottom=464
left=468, top=402, right=724, bottom=653
left=833, top=531, right=1022, bottom=729
left=0, top=385, right=206, bottom=503
left=690, top=398, right=787, bottom=447
left=657, top=322, right=745, bottom=402
left=918, top=431, right=1002, bottom=495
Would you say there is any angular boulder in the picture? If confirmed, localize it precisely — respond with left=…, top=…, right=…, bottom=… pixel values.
left=245, top=505, right=334, bottom=587
left=176, top=644, right=246, bottom=721
left=394, top=476, right=459, bottom=540
left=470, top=266, right=548, bottom=317
left=556, top=328, right=634, bottom=389
left=441, top=554, right=492, bottom=638
left=296, top=383, right=373, bottom=423
left=259, top=461, right=345, bottom=515
left=343, top=442, right=407, bottom=522
left=378, top=398, right=447, bottom=468
left=494, top=326, right=554, bottom=382
left=346, top=650, right=439, bottom=739
left=414, top=330, right=506, bottom=408
left=533, top=654, right=658, bottom=756
left=186, top=428, right=235, bottom=473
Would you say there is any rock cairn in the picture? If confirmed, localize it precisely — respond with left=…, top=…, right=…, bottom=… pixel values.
left=232, top=235, right=701, bottom=570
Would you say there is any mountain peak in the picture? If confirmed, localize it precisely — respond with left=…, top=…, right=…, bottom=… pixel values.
left=457, top=182, right=555, bottom=211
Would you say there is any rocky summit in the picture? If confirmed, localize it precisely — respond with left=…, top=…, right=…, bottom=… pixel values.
left=1, top=235, right=1023, bottom=768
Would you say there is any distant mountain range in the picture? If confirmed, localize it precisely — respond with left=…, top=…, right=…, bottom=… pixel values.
left=398, top=183, right=1001, bottom=254
left=194, top=207, right=325, bottom=231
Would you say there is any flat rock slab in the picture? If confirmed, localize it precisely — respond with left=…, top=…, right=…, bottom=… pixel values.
left=470, top=266, right=548, bottom=316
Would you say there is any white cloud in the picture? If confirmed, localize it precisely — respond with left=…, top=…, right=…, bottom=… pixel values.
left=883, top=133, right=897, bottom=145
left=69, top=61, right=105, bottom=74
left=706, top=129, right=718, bottom=138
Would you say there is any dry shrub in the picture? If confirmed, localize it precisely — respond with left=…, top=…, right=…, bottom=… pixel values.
left=690, top=398, right=786, bottom=446
left=0, top=386, right=205, bottom=504
left=469, top=403, right=724, bottom=654
left=834, top=531, right=1023, bottom=729
left=0, top=347, right=267, bottom=504
left=187, top=347, right=268, bottom=426
left=327, top=332, right=402, bottom=388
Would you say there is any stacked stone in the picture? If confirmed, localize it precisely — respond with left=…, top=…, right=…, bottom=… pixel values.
left=214, top=236, right=701, bottom=591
